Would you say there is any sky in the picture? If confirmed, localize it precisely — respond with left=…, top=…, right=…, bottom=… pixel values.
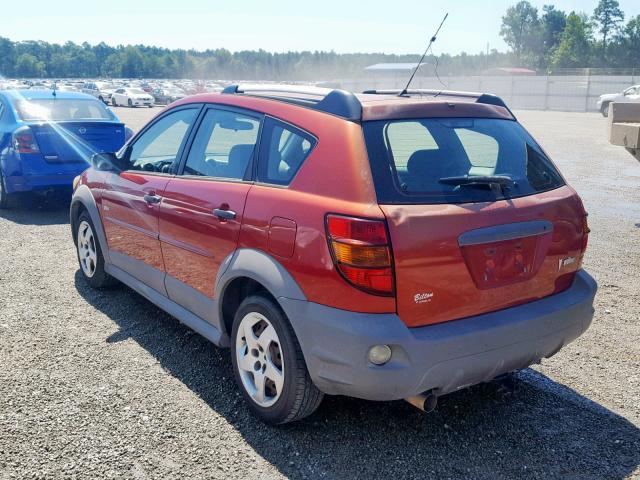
left=2, top=0, right=639, bottom=56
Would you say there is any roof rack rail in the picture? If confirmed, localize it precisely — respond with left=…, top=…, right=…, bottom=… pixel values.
left=222, top=84, right=362, bottom=122
left=361, top=88, right=514, bottom=115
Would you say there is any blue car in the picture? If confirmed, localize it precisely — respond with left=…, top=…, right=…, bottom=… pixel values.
left=0, top=90, right=131, bottom=208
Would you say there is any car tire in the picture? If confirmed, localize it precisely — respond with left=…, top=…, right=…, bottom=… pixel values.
left=128, top=99, right=133, bottom=108
left=230, top=294, right=323, bottom=425
left=75, top=211, right=116, bottom=289
left=0, top=170, right=13, bottom=209
left=601, top=102, right=610, bottom=117
left=98, top=96, right=104, bottom=103
left=112, top=98, right=117, bottom=107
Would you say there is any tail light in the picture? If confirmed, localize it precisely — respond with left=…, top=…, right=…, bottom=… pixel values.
left=326, top=214, right=394, bottom=296
left=581, top=212, right=590, bottom=254
left=12, top=126, right=40, bottom=154
left=576, top=197, right=590, bottom=269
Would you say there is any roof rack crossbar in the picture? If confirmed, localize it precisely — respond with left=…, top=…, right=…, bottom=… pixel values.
left=222, top=84, right=362, bottom=122
left=362, top=88, right=513, bottom=113
left=223, top=84, right=330, bottom=97
left=363, top=88, right=481, bottom=98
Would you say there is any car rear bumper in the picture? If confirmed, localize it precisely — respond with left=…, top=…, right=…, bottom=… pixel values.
left=281, top=269, right=597, bottom=401
left=5, top=171, right=84, bottom=192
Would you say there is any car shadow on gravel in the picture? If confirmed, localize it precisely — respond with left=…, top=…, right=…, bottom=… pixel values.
left=75, top=271, right=640, bottom=480
left=0, top=193, right=70, bottom=225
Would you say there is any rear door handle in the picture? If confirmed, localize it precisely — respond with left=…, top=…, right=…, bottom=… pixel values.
left=143, top=194, right=161, bottom=204
left=213, top=208, right=237, bottom=220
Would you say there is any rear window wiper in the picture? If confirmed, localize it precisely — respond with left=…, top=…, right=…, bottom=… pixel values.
left=438, top=175, right=516, bottom=196
left=438, top=175, right=515, bottom=188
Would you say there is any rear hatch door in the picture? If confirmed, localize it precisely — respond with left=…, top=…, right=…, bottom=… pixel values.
left=363, top=116, right=587, bottom=327
left=380, top=188, right=585, bottom=327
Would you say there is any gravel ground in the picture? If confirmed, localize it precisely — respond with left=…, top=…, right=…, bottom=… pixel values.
left=1, top=107, right=639, bottom=479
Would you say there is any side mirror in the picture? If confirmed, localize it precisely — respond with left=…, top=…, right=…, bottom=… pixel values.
left=91, top=152, right=129, bottom=172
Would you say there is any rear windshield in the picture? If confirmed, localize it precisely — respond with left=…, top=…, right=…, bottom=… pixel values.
left=363, top=118, right=565, bottom=204
left=15, top=98, right=116, bottom=122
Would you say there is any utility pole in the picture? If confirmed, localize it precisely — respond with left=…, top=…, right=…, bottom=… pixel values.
left=486, top=42, right=490, bottom=70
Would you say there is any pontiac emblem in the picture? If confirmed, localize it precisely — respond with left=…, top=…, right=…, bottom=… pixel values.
left=78, top=127, right=87, bottom=134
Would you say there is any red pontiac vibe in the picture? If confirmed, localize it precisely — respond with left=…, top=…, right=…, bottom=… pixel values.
left=70, top=85, right=596, bottom=424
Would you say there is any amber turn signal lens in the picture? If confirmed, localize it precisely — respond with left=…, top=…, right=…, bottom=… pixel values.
left=331, top=241, right=390, bottom=268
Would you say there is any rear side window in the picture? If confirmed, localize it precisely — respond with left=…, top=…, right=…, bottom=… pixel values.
left=364, top=118, right=565, bottom=204
left=257, top=117, right=316, bottom=186
left=182, top=108, right=260, bottom=180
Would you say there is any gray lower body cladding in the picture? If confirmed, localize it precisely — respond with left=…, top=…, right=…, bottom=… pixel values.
left=281, top=270, right=597, bottom=401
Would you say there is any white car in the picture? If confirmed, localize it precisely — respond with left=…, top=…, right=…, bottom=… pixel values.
left=111, top=88, right=154, bottom=108
left=82, top=81, right=116, bottom=104
left=597, top=85, right=640, bottom=117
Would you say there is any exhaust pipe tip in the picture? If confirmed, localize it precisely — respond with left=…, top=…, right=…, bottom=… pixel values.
left=405, top=391, right=438, bottom=413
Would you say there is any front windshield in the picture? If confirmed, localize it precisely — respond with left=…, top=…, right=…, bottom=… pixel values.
left=15, top=98, right=116, bottom=121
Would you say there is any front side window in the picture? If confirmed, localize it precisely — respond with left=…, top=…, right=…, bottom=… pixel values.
left=182, top=108, right=260, bottom=180
left=128, top=108, right=198, bottom=173
left=257, top=117, right=316, bottom=185
left=364, top=117, right=565, bottom=204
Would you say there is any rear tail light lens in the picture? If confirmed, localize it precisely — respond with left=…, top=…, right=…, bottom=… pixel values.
left=326, top=214, right=394, bottom=296
left=575, top=197, right=590, bottom=269
left=581, top=212, right=590, bottom=253
left=576, top=197, right=590, bottom=254
left=12, top=126, right=40, bottom=154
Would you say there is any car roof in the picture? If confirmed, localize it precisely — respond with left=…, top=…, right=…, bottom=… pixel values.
left=175, top=85, right=515, bottom=123
left=1, top=89, right=98, bottom=102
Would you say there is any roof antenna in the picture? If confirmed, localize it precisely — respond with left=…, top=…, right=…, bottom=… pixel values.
left=399, top=12, right=449, bottom=96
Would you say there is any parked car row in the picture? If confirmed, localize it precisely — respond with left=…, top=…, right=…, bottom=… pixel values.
left=0, top=79, right=226, bottom=108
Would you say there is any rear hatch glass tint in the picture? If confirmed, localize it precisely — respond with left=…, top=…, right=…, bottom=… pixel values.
left=15, top=98, right=116, bottom=122
left=363, top=118, right=565, bottom=205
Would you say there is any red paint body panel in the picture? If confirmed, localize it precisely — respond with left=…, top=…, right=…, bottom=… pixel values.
left=158, top=178, right=251, bottom=298
left=268, top=217, right=297, bottom=258
left=380, top=186, right=586, bottom=327
left=240, top=185, right=396, bottom=313
left=101, top=172, right=169, bottom=272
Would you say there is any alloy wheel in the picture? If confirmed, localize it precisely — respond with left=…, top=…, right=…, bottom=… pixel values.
left=235, top=312, right=285, bottom=408
left=77, top=220, right=98, bottom=278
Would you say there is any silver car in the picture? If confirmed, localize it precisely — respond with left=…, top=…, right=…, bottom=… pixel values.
left=597, top=85, right=640, bottom=117
left=82, top=81, right=116, bottom=104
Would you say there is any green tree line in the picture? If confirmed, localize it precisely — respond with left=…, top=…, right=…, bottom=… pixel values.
left=0, top=0, right=638, bottom=79
left=500, top=0, right=640, bottom=68
left=0, top=39, right=514, bottom=79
